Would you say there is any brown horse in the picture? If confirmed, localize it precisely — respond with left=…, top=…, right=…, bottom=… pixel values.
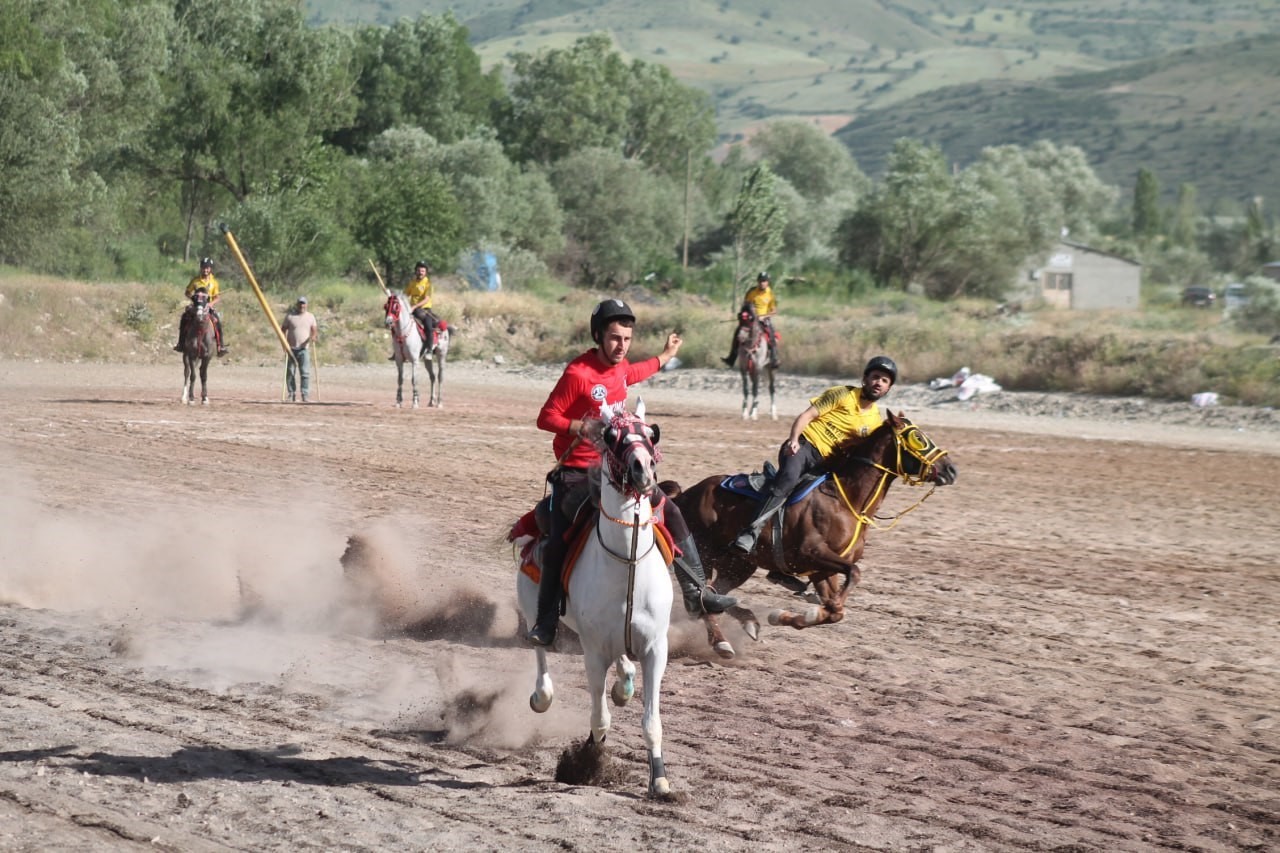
left=662, top=411, right=958, bottom=658
left=181, top=290, right=216, bottom=405
left=730, top=306, right=776, bottom=421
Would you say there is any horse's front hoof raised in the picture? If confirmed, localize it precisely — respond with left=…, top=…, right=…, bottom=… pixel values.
left=712, top=640, right=735, bottom=659
left=529, top=690, right=553, bottom=714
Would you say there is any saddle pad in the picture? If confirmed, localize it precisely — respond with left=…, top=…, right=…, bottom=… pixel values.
left=517, top=511, right=676, bottom=585
left=716, top=472, right=825, bottom=505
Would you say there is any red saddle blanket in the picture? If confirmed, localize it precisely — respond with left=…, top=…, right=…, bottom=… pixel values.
left=511, top=507, right=677, bottom=586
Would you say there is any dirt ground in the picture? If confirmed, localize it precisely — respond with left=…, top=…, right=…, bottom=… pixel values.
left=1, top=358, right=1277, bottom=852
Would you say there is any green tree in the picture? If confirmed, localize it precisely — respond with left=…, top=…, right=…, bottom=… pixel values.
left=838, top=140, right=956, bottom=293
left=331, top=14, right=504, bottom=153
left=502, top=34, right=631, bottom=166
left=748, top=120, right=869, bottom=202
left=1168, top=183, right=1199, bottom=248
left=727, top=164, right=787, bottom=305
left=548, top=147, right=683, bottom=285
left=622, top=61, right=717, bottom=178
left=1132, top=168, right=1162, bottom=243
left=353, top=155, right=465, bottom=287
left=145, top=0, right=357, bottom=259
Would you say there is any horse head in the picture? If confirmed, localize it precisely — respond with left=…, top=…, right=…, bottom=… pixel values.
left=826, top=411, right=957, bottom=487
left=884, top=411, right=958, bottom=486
left=190, top=287, right=210, bottom=318
left=589, top=400, right=661, bottom=498
left=383, top=293, right=402, bottom=330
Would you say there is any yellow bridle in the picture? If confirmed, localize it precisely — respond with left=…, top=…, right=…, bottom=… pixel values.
left=829, top=421, right=949, bottom=557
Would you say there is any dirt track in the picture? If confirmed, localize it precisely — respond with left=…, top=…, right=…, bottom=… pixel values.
left=1, top=359, right=1278, bottom=852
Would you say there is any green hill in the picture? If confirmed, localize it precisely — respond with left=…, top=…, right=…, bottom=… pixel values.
left=304, top=0, right=1280, bottom=205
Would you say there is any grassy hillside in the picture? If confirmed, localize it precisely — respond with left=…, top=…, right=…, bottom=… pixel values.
left=304, top=0, right=1280, bottom=206
left=836, top=35, right=1280, bottom=208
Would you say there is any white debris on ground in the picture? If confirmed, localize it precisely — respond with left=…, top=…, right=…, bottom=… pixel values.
left=929, top=366, right=1003, bottom=401
left=1191, top=392, right=1219, bottom=407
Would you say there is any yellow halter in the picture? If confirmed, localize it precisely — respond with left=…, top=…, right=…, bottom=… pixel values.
left=829, top=420, right=948, bottom=557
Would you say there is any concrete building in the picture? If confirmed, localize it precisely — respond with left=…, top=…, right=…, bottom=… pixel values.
left=1017, top=240, right=1141, bottom=310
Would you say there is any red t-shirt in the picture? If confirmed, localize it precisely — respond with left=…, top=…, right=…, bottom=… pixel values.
left=537, top=349, right=661, bottom=469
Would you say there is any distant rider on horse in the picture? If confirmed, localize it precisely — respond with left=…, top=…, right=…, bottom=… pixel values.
left=722, top=271, right=779, bottom=369
left=174, top=257, right=228, bottom=357
left=405, top=260, right=439, bottom=351
left=526, top=298, right=738, bottom=646
left=732, top=355, right=899, bottom=557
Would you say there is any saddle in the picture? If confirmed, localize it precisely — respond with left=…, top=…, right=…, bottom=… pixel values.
left=415, top=313, right=448, bottom=349
left=509, top=498, right=676, bottom=592
left=717, top=463, right=826, bottom=567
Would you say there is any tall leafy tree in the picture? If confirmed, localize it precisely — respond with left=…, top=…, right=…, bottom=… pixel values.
left=330, top=13, right=505, bottom=153
left=146, top=0, right=357, bottom=259
left=548, top=147, right=682, bottom=285
left=727, top=164, right=787, bottom=305
left=1132, top=168, right=1162, bottom=243
left=748, top=120, right=869, bottom=202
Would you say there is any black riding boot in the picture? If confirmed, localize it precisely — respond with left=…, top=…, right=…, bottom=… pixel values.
left=721, top=340, right=739, bottom=367
left=732, top=493, right=788, bottom=554
left=672, top=536, right=737, bottom=617
left=527, top=561, right=562, bottom=646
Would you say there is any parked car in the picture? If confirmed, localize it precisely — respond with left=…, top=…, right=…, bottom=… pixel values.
left=1223, top=282, right=1249, bottom=311
left=1181, top=285, right=1215, bottom=307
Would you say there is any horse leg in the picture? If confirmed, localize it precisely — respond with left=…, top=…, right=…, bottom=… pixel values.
left=394, top=359, right=404, bottom=408
left=767, top=568, right=858, bottom=629
left=199, top=356, right=209, bottom=404
left=740, top=368, right=751, bottom=420
left=529, top=646, right=554, bottom=713
left=703, top=613, right=735, bottom=659
left=610, top=656, right=635, bottom=706
left=435, top=351, right=444, bottom=408
left=640, top=643, right=670, bottom=797
left=584, top=648, right=613, bottom=747
left=749, top=368, right=760, bottom=421
left=426, top=355, right=438, bottom=408
left=409, top=356, right=420, bottom=409
left=182, top=358, right=192, bottom=404
left=768, top=366, right=778, bottom=421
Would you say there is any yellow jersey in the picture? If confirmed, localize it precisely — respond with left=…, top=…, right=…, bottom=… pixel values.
left=742, top=284, right=776, bottom=318
left=404, top=275, right=432, bottom=308
left=185, top=274, right=220, bottom=300
left=801, top=385, right=884, bottom=457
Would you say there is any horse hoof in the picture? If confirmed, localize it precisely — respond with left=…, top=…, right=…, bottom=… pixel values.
left=611, top=678, right=634, bottom=706
left=529, top=692, right=552, bottom=714
left=713, top=641, right=735, bottom=659
left=649, top=777, right=672, bottom=798
left=743, top=621, right=760, bottom=642
left=767, top=609, right=784, bottom=626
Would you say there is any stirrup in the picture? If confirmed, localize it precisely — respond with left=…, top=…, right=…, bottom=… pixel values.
left=699, top=589, right=737, bottom=615
left=732, top=529, right=757, bottom=554
left=526, top=622, right=557, bottom=647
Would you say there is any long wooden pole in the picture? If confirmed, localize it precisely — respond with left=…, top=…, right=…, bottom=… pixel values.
left=368, top=258, right=391, bottom=295
left=221, top=225, right=297, bottom=376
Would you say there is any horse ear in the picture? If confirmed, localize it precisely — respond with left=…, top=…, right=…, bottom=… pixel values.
left=649, top=423, right=660, bottom=445
left=634, top=397, right=646, bottom=421
left=886, top=409, right=901, bottom=426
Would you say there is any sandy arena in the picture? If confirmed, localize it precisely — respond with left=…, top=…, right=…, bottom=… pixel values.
left=1, top=359, right=1277, bottom=851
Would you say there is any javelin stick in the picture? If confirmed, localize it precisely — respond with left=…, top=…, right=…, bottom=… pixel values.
left=368, top=258, right=391, bottom=296
left=221, top=225, right=299, bottom=387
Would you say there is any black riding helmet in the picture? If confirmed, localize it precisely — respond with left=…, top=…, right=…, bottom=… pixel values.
left=590, top=298, right=636, bottom=344
left=200, top=257, right=213, bottom=269
left=757, top=271, right=770, bottom=283
left=863, top=355, right=898, bottom=385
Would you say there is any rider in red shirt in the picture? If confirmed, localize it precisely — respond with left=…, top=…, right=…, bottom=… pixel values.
left=527, top=298, right=737, bottom=646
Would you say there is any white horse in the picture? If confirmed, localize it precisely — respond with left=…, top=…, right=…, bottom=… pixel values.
left=514, top=400, right=674, bottom=797
left=383, top=292, right=451, bottom=409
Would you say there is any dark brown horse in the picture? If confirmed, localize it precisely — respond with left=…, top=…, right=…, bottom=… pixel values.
left=181, top=289, right=216, bottom=405
left=662, top=411, right=957, bottom=658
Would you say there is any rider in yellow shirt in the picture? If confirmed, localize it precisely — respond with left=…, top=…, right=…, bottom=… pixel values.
left=174, top=257, right=228, bottom=356
left=722, top=271, right=779, bottom=368
left=404, top=261, right=438, bottom=350
left=732, top=355, right=898, bottom=555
